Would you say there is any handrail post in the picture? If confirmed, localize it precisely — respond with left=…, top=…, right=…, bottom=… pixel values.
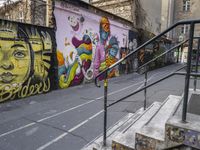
left=194, top=38, right=200, bottom=91
left=103, top=71, right=108, bottom=147
left=182, top=22, right=195, bottom=122
left=177, top=46, right=180, bottom=63
left=181, top=44, right=184, bottom=63
left=144, top=66, right=148, bottom=110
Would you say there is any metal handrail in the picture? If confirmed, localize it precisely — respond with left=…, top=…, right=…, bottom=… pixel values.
left=107, top=65, right=186, bottom=108
left=96, top=19, right=200, bottom=147
left=108, top=68, right=200, bottom=108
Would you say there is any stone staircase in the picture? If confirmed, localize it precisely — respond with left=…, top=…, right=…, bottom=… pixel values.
left=82, top=91, right=200, bottom=150
left=134, top=95, right=181, bottom=150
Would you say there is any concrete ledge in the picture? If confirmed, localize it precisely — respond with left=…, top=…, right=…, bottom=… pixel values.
left=166, top=114, right=200, bottom=149
left=112, top=102, right=162, bottom=150
left=81, top=108, right=144, bottom=150
left=135, top=95, right=182, bottom=150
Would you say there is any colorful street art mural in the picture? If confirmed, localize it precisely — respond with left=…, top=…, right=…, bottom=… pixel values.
left=0, top=20, right=56, bottom=102
left=94, top=17, right=119, bottom=79
left=55, top=1, right=134, bottom=88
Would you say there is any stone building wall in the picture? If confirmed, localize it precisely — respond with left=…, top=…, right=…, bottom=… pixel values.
left=90, top=0, right=164, bottom=35
left=0, top=0, right=31, bottom=23
left=173, top=0, right=200, bottom=42
left=90, top=0, right=135, bottom=25
left=0, top=0, right=53, bottom=27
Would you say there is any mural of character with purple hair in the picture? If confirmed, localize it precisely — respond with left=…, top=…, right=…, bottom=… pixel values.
left=93, top=16, right=110, bottom=78
left=93, top=16, right=119, bottom=78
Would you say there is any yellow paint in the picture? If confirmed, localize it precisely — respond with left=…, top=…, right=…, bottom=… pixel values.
left=0, top=39, right=31, bottom=85
left=59, top=61, right=79, bottom=88
left=104, top=79, right=108, bottom=87
left=29, top=31, right=52, bottom=79
left=79, top=53, right=92, bottom=61
left=0, top=22, right=53, bottom=102
left=100, top=17, right=110, bottom=33
left=57, top=50, right=65, bottom=66
left=0, top=78, right=50, bottom=102
left=18, top=78, right=50, bottom=98
left=79, top=43, right=92, bottom=51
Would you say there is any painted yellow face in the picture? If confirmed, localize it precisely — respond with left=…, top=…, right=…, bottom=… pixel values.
left=0, top=39, right=31, bottom=85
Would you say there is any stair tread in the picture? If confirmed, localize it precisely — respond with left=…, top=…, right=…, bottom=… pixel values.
left=137, top=95, right=182, bottom=141
left=112, top=101, right=162, bottom=148
left=81, top=108, right=144, bottom=150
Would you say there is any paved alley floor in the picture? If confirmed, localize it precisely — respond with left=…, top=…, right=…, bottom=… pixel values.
left=0, top=64, right=198, bottom=150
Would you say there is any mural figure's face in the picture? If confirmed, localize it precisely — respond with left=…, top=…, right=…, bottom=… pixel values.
left=109, top=47, right=118, bottom=57
left=0, top=39, right=30, bottom=85
left=68, top=16, right=79, bottom=31
left=100, top=17, right=110, bottom=43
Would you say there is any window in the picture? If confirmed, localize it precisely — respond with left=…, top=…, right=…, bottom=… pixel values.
left=18, top=11, right=24, bottom=22
left=5, top=13, right=10, bottom=20
left=181, top=25, right=189, bottom=34
left=183, top=0, right=190, bottom=11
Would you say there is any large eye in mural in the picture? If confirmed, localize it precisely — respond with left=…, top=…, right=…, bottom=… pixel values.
left=13, top=50, right=26, bottom=58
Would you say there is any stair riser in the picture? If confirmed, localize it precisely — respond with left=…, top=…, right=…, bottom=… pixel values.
left=111, top=102, right=162, bottom=149
left=135, top=133, right=165, bottom=150
left=112, top=141, right=134, bottom=150
left=166, top=124, right=200, bottom=149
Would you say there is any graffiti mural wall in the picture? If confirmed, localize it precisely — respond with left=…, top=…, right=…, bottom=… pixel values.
left=0, top=20, right=56, bottom=102
left=55, top=1, right=133, bottom=88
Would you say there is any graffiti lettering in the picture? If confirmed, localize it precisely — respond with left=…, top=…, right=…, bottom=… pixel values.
left=18, top=78, right=50, bottom=98
left=0, top=85, right=20, bottom=102
left=0, top=78, right=50, bottom=102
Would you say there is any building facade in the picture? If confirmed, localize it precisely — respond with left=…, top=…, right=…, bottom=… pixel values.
left=173, top=0, right=200, bottom=42
left=0, top=0, right=31, bottom=23
left=0, top=0, right=53, bottom=27
left=90, top=0, right=135, bottom=25
left=139, top=0, right=162, bottom=35
left=90, top=0, right=165, bottom=35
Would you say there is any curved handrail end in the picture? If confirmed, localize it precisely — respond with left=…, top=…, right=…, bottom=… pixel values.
left=95, top=76, right=101, bottom=88
left=94, top=68, right=109, bottom=88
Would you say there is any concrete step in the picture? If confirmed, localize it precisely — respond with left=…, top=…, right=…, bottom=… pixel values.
left=135, top=95, right=182, bottom=150
left=165, top=89, right=200, bottom=149
left=173, top=89, right=198, bottom=117
left=112, top=102, right=162, bottom=150
left=165, top=114, right=200, bottom=150
left=81, top=107, right=145, bottom=150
